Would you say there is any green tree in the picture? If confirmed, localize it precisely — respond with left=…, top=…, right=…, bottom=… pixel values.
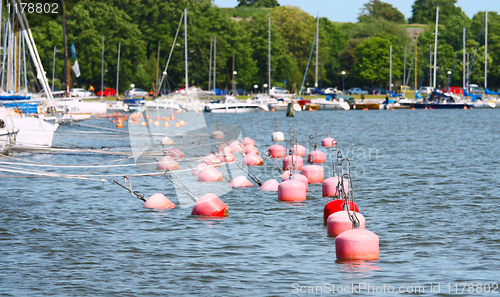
left=238, top=0, right=280, bottom=8
left=409, top=0, right=462, bottom=25
left=358, top=0, right=406, bottom=24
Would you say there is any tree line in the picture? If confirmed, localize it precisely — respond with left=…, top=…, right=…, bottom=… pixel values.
left=29, top=0, right=500, bottom=94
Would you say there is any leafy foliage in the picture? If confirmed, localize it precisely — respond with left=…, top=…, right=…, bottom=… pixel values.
left=358, top=0, right=406, bottom=24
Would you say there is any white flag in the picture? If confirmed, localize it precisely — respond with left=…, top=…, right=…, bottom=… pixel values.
left=72, top=60, right=81, bottom=78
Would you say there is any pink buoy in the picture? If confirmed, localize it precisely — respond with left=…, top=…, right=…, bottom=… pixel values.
left=229, top=140, right=244, bottom=152
left=161, top=137, right=174, bottom=145
left=243, top=152, right=264, bottom=166
left=143, top=193, right=176, bottom=209
left=278, top=179, right=307, bottom=201
left=322, top=137, right=337, bottom=147
left=203, top=154, right=222, bottom=166
left=218, top=143, right=234, bottom=155
left=230, top=176, right=254, bottom=188
left=293, top=144, right=306, bottom=156
left=300, top=165, right=324, bottom=183
left=165, top=148, right=185, bottom=160
left=218, top=153, right=236, bottom=163
left=156, top=156, right=179, bottom=171
left=283, top=155, right=303, bottom=171
left=244, top=144, right=259, bottom=155
left=323, top=199, right=359, bottom=225
left=259, top=179, right=280, bottom=191
left=197, top=167, right=223, bottom=182
left=335, top=228, right=379, bottom=261
left=191, top=193, right=228, bottom=217
left=269, top=144, right=286, bottom=158
left=307, top=151, right=326, bottom=163
left=272, top=131, right=285, bottom=142
left=281, top=172, right=309, bottom=192
left=212, top=130, right=224, bottom=139
left=242, top=137, right=256, bottom=146
left=322, top=177, right=350, bottom=197
left=327, top=210, right=365, bottom=237
left=192, top=163, right=208, bottom=176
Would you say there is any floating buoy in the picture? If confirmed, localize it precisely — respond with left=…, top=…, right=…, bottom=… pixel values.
left=323, top=199, right=359, bottom=225
left=411, top=107, right=415, bottom=110
left=463, top=106, right=468, bottom=110
left=143, top=193, right=176, bottom=209
left=116, top=122, right=124, bottom=128
left=212, top=130, right=224, bottom=139
left=145, top=114, right=150, bottom=119
left=165, top=148, right=185, bottom=159
left=335, top=228, right=379, bottom=261
left=322, top=137, right=337, bottom=147
left=218, top=143, right=234, bottom=155
left=140, top=121, right=148, bottom=126
left=156, top=156, right=179, bottom=171
left=322, top=177, right=350, bottom=197
left=281, top=172, right=309, bottom=191
left=242, top=137, right=256, bottom=146
left=170, top=113, right=176, bottom=120
left=197, top=167, right=223, bottom=182
left=327, top=210, right=365, bottom=237
left=271, top=108, right=276, bottom=112
left=161, top=137, right=175, bottom=145
left=195, top=109, right=199, bottom=113
left=163, top=121, right=170, bottom=127
left=203, top=154, right=222, bottom=166
left=112, top=119, right=117, bottom=123
left=229, top=140, right=244, bottom=152
left=154, top=121, right=160, bottom=126
left=218, top=153, right=236, bottom=163
left=230, top=176, right=254, bottom=188
left=278, top=179, right=307, bottom=201
left=243, top=152, right=264, bottom=166
left=156, top=115, right=161, bottom=121
left=283, top=155, right=303, bottom=171
left=425, top=107, right=428, bottom=110
left=174, top=122, right=181, bottom=128
left=192, top=163, right=208, bottom=176
left=300, top=165, right=324, bottom=183
left=307, top=150, right=326, bottom=163
left=179, top=120, right=186, bottom=126
left=244, top=144, right=259, bottom=155
left=148, top=118, right=153, bottom=123
left=162, top=117, right=168, bottom=121
left=272, top=131, right=285, bottom=142
left=269, top=144, right=286, bottom=158
left=293, top=144, right=306, bottom=156
left=191, top=193, right=228, bottom=217
left=259, top=179, right=279, bottom=191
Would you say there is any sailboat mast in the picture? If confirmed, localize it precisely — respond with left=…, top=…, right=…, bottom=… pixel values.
left=485, top=11, right=488, bottom=89
left=403, top=44, right=406, bottom=87
left=116, top=41, right=121, bottom=96
left=268, top=16, right=271, bottom=94
left=61, top=0, right=69, bottom=96
left=184, top=8, right=188, bottom=97
left=415, top=36, right=418, bottom=91
left=208, top=37, right=212, bottom=93
left=213, top=36, right=216, bottom=99
left=101, top=36, right=104, bottom=99
left=463, top=27, right=465, bottom=90
left=315, top=12, right=319, bottom=95
left=433, top=6, right=439, bottom=89
left=389, top=45, right=392, bottom=92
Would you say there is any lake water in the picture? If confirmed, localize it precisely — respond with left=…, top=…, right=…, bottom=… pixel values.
left=1, top=109, right=499, bottom=296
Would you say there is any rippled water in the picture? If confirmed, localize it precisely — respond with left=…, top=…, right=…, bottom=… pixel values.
left=1, top=109, right=499, bottom=296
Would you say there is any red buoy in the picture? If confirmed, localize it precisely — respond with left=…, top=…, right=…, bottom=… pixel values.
left=156, top=156, right=179, bottom=171
left=203, top=154, right=222, bottom=166
left=281, top=172, right=309, bottom=192
left=212, top=130, right=224, bottom=139
left=293, top=144, right=306, bottom=156
left=191, top=193, right=228, bottom=217
left=278, top=179, right=307, bottom=202
left=218, top=153, right=236, bottom=163
left=230, top=176, right=254, bottom=188
left=244, top=144, right=259, bottom=155
left=218, top=143, right=234, bottom=155
left=322, top=137, right=337, bottom=147
left=229, top=140, right=244, bottom=152
left=269, top=144, right=286, bottom=158
left=165, top=148, right=185, bottom=160
left=323, top=199, right=359, bottom=225
left=283, top=155, right=303, bottom=171
left=242, top=137, right=256, bottom=146
left=143, top=193, right=176, bottom=209
left=307, top=151, right=326, bottom=163
left=259, top=179, right=280, bottom=191
left=300, top=164, right=324, bottom=183
left=197, top=167, right=223, bottom=182
left=322, top=177, right=350, bottom=197
left=192, top=163, right=208, bottom=176
left=327, top=210, right=365, bottom=237
left=243, top=152, right=264, bottom=166
left=161, top=137, right=175, bottom=145
left=335, top=229, right=379, bottom=261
